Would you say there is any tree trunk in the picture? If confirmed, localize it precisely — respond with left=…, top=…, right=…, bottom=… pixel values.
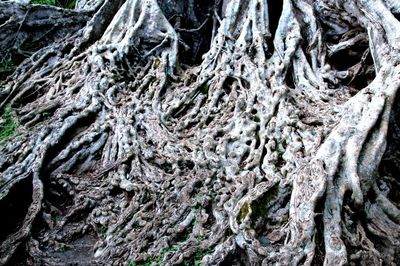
left=0, top=0, right=399, bottom=265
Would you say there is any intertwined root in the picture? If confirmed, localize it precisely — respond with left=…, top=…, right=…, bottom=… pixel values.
left=0, top=0, right=400, bottom=265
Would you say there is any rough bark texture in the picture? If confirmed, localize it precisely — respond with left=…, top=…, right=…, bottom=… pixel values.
left=0, top=0, right=400, bottom=265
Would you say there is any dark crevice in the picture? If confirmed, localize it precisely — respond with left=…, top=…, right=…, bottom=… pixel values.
left=378, top=93, right=400, bottom=206
left=311, top=194, right=326, bottom=266
left=329, top=45, right=368, bottom=71
left=5, top=240, right=29, bottom=266
left=328, top=43, right=375, bottom=91
left=222, top=76, right=235, bottom=95
left=285, top=64, right=295, bottom=89
left=219, top=246, right=247, bottom=266
left=268, top=0, right=283, bottom=39
left=250, top=183, right=280, bottom=232
left=45, top=182, right=74, bottom=213
left=266, top=0, right=283, bottom=57
left=158, top=0, right=215, bottom=66
left=394, top=13, right=400, bottom=22
left=0, top=175, right=33, bottom=242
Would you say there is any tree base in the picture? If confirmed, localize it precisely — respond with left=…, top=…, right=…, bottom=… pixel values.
left=1, top=0, right=400, bottom=265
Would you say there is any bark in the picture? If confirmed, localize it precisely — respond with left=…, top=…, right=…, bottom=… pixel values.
left=0, top=0, right=399, bottom=265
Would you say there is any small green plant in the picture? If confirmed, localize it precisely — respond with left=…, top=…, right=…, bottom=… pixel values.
left=42, top=111, right=52, bottom=117
left=99, top=224, right=108, bottom=239
left=58, top=244, right=69, bottom=252
left=155, top=245, right=179, bottom=263
left=128, top=245, right=179, bottom=266
left=31, top=0, right=76, bottom=9
left=176, top=218, right=196, bottom=242
left=0, top=108, right=19, bottom=143
left=199, top=83, right=209, bottom=94
left=132, top=220, right=140, bottom=228
left=128, top=259, right=152, bottom=266
left=31, top=0, right=56, bottom=5
left=253, top=115, right=261, bottom=123
left=183, top=248, right=212, bottom=266
left=237, top=202, right=249, bottom=223
left=51, top=215, right=60, bottom=224
left=196, top=235, right=206, bottom=241
left=0, top=54, right=15, bottom=74
left=66, top=0, right=76, bottom=8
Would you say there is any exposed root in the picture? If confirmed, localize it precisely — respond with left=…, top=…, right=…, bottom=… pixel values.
left=1, top=0, right=400, bottom=265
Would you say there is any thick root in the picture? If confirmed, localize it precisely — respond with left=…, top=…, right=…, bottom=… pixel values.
left=0, top=0, right=400, bottom=265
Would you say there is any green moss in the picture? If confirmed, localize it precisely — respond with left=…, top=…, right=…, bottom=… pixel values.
left=236, top=184, right=280, bottom=226
left=58, top=244, right=69, bottom=252
left=51, top=215, right=60, bottom=224
left=31, top=0, right=77, bottom=8
left=42, top=111, right=52, bottom=117
left=128, top=245, right=179, bottom=266
left=132, top=221, right=140, bottom=228
left=237, top=202, right=249, bottom=223
left=155, top=245, right=179, bottom=263
left=0, top=54, right=15, bottom=74
left=224, top=228, right=233, bottom=237
left=0, top=107, right=19, bottom=143
left=196, top=235, right=206, bottom=241
left=199, top=83, right=209, bottom=94
left=154, top=58, right=161, bottom=68
left=99, top=224, right=108, bottom=239
left=183, top=248, right=212, bottom=266
left=176, top=219, right=195, bottom=242
left=250, top=183, right=279, bottom=221
left=31, top=0, right=56, bottom=5
left=128, top=260, right=152, bottom=266
left=66, top=0, right=76, bottom=8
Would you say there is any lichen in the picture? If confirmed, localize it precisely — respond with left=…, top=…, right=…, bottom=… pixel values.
left=237, top=202, right=250, bottom=223
left=0, top=107, right=19, bottom=143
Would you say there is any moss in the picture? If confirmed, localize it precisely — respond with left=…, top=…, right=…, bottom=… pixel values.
left=128, top=260, right=152, bottom=266
left=99, top=224, right=108, bottom=239
left=196, top=235, right=206, bottom=241
left=42, top=111, right=53, bottom=117
left=154, top=58, right=161, bottom=68
left=58, top=244, right=69, bottom=252
left=128, top=245, right=179, bottom=266
left=31, top=0, right=77, bottom=8
left=237, top=202, right=250, bottom=223
left=199, top=83, right=209, bottom=94
left=235, top=184, right=280, bottom=226
left=176, top=218, right=195, bottom=242
left=253, top=115, right=261, bottom=123
left=155, top=245, right=179, bottom=263
left=0, top=107, right=19, bottom=143
left=250, top=183, right=279, bottom=223
left=183, top=248, right=212, bottom=266
left=0, top=54, right=16, bottom=74
left=66, top=0, right=76, bottom=8
left=31, top=0, right=56, bottom=5
left=224, top=228, right=233, bottom=237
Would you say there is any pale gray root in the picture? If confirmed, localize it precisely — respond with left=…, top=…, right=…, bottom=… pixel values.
left=0, top=0, right=400, bottom=265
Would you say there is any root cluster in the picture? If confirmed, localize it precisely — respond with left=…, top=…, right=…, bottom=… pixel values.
left=1, top=0, right=400, bottom=265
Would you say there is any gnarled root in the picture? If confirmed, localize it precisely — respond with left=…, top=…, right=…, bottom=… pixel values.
left=1, top=0, right=400, bottom=265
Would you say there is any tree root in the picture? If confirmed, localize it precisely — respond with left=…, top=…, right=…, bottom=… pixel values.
left=1, top=0, right=400, bottom=265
